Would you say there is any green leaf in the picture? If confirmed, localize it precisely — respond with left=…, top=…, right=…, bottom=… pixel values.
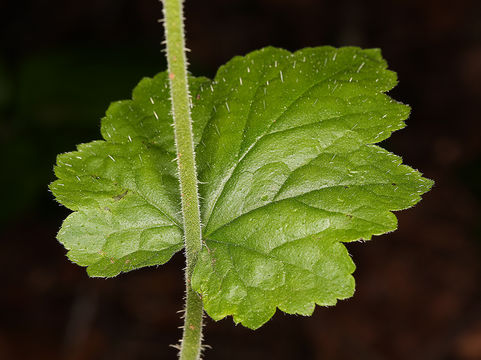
left=191, top=46, right=432, bottom=328
left=51, top=46, right=432, bottom=327
left=50, top=73, right=212, bottom=276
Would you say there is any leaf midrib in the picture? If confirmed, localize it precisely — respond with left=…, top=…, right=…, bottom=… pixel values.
left=205, top=180, right=411, bottom=239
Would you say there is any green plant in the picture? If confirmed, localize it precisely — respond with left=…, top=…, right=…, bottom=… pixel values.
left=50, top=0, right=433, bottom=358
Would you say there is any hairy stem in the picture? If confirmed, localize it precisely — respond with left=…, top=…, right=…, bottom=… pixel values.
left=162, top=0, right=204, bottom=359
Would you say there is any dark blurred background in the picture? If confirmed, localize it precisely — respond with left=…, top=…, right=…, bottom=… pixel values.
left=1, top=0, right=480, bottom=359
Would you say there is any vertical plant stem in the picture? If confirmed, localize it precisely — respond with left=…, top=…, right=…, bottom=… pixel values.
left=162, top=0, right=204, bottom=359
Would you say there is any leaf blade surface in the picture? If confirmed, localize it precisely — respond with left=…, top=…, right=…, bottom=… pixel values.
left=51, top=47, right=432, bottom=328
left=51, top=74, right=212, bottom=276
left=191, top=47, right=432, bottom=328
